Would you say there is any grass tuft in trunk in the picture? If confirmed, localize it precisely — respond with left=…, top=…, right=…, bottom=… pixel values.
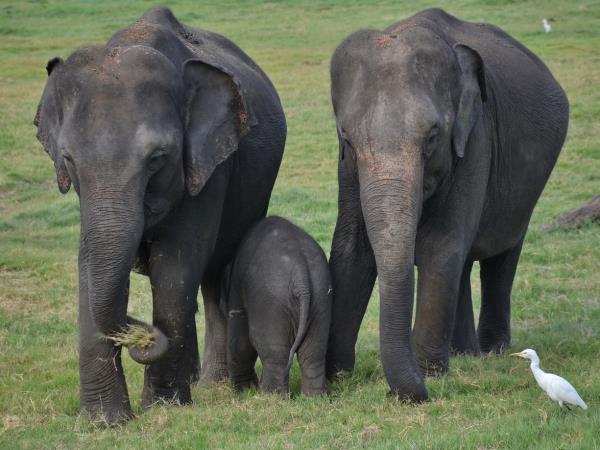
left=104, top=324, right=154, bottom=349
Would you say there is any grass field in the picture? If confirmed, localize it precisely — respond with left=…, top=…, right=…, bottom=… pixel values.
left=1, top=0, right=599, bottom=448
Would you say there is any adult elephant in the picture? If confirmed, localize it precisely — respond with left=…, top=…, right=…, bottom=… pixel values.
left=326, top=8, right=568, bottom=401
left=34, top=7, right=286, bottom=422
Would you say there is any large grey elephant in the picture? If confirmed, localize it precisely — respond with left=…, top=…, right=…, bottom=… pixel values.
left=326, top=8, right=568, bottom=401
left=34, top=7, right=286, bottom=422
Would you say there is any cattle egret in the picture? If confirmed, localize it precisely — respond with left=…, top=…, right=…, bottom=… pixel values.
left=511, top=349, right=588, bottom=410
left=542, top=18, right=552, bottom=33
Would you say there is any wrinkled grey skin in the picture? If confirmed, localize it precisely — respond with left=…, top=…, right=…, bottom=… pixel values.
left=326, top=8, right=568, bottom=401
left=34, top=7, right=286, bottom=422
left=223, top=216, right=332, bottom=396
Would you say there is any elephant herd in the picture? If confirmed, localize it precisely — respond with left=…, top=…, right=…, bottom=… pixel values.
left=34, top=6, right=568, bottom=423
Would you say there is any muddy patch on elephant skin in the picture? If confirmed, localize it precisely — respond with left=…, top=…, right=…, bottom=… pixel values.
left=374, top=34, right=397, bottom=48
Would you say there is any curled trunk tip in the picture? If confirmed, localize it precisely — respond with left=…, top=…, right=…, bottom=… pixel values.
left=103, top=316, right=169, bottom=364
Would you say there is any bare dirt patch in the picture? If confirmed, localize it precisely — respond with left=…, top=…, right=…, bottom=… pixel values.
left=0, top=269, right=49, bottom=316
left=1, top=414, right=23, bottom=431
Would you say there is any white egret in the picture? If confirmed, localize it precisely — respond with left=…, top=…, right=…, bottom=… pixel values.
left=511, top=349, right=588, bottom=410
left=542, top=18, right=552, bottom=33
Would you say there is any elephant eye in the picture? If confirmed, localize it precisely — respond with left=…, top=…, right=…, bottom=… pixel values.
left=62, top=150, right=75, bottom=164
left=423, top=126, right=439, bottom=159
left=339, top=128, right=354, bottom=161
left=63, top=153, right=76, bottom=171
left=148, top=151, right=167, bottom=172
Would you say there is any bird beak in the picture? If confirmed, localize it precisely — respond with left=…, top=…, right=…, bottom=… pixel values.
left=510, top=352, right=526, bottom=358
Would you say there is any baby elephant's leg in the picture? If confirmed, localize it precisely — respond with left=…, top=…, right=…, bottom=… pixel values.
left=227, top=310, right=258, bottom=391
left=297, top=325, right=328, bottom=396
left=250, top=303, right=292, bottom=394
left=297, top=285, right=330, bottom=396
left=260, top=362, right=289, bottom=394
left=257, top=343, right=290, bottom=394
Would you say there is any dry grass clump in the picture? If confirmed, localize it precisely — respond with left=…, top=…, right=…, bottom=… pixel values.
left=105, top=324, right=154, bottom=349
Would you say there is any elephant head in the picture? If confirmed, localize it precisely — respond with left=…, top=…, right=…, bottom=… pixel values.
left=34, top=44, right=254, bottom=362
left=330, top=27, right=486, bottom=399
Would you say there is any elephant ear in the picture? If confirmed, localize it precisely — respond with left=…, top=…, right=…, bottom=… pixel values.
left=34, top=56, right=71, bottom=194
left=452, top=44, right=487, bottom=159
left=182, top=58, right=256, bottom=196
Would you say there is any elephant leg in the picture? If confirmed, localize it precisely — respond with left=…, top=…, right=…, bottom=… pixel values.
left=78, top=255, right=132, bottom=423
left=478, top=237, right=524, bottom=353
left=326, top=159, right=377, bottom=379
left=258, top=349, right=290, bottom=395
left=250, top=312, right=291, bottom=394
left=450, top=260, right=480, bottom=356
left=298, top=356, right=327, bottom=396
left=227, top=309, right=258, bottom=391
left=140, top=161, right=229, bottom=396
left=142, top=264, right=201, bottom=408
left=298, top=335, right=328, bottom=396
left=184, top=319, right=201, bottom=384
left=413, top=250, right=465, bottom=377
left=199, top=273, right=229, bottom=385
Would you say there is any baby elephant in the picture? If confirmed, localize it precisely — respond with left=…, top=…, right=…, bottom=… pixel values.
left=223, top=216, right=332, bottom=395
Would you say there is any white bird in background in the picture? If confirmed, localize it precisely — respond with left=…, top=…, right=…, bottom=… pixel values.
left=512, top=349, right=588, bottom=410
left=542, top=18, right=552, bottom=33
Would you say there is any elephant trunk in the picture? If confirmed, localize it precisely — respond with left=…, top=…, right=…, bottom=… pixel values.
left=359, top=170, right=427, bottom=401
left=80, top=185, right=168, bottom=364
left=125, top=316, right=169, bottom=364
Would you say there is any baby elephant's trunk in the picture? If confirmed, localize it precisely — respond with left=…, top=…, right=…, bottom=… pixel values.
left=287, top=283, right=311, bottom=373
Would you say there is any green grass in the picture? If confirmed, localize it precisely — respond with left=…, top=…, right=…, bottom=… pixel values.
left=1, top=0, right=599, bottom=448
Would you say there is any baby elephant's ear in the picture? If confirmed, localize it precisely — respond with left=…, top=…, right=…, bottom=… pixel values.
left=182, top=59, right=257, bottom=196
left=34, top=56, right=71, bottom=194
left=452, top=44, right=487, bottom=159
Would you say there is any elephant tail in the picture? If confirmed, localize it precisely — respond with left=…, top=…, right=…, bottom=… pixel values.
left=287, top=278, right=311, bottom=374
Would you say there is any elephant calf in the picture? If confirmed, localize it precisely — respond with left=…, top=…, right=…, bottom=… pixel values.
left=223, top=216, right=332, bottom=395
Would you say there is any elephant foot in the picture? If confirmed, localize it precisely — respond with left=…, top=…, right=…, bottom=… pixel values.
left=325, top=366, right=352, bottom=381
left=84, top=405, right=134, bottom=425
left=141, top=382, right=192, bottom=409
left=414, top=339, right=451, bottom=377
left=420, top=361, right=448, bottom=377
left=387, top=379, right=428, bottom=403
left=479, top=338, right=510, bottom=354
left=478, top=329, right=511, bottom=354
left=380, top=350, right=429, bottom=402
left=82, top=394, right=134, bottom=425
left=142, top=364, right=192, bottom=409
left=416, top=349, right=449, bottom=377
left=325, top=350, right=355, bottom=381
left=189, top=369, right=201, bottom=384
left=450, top=341, right=481, bottom=357
left=198, top=361, right=228, bottom=386
left=259, top=361, right=290, bottom=394
left=451, top=328, right=481, bottom=357
left=233, top=378, right=258, bottom=392
left=259, top=380, right=289, bottom=395
left=231, top=372, right=259, bottom=392
left=301, top=380, right=327, bottom=396
left=80, top=346, right=133, bottom=425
